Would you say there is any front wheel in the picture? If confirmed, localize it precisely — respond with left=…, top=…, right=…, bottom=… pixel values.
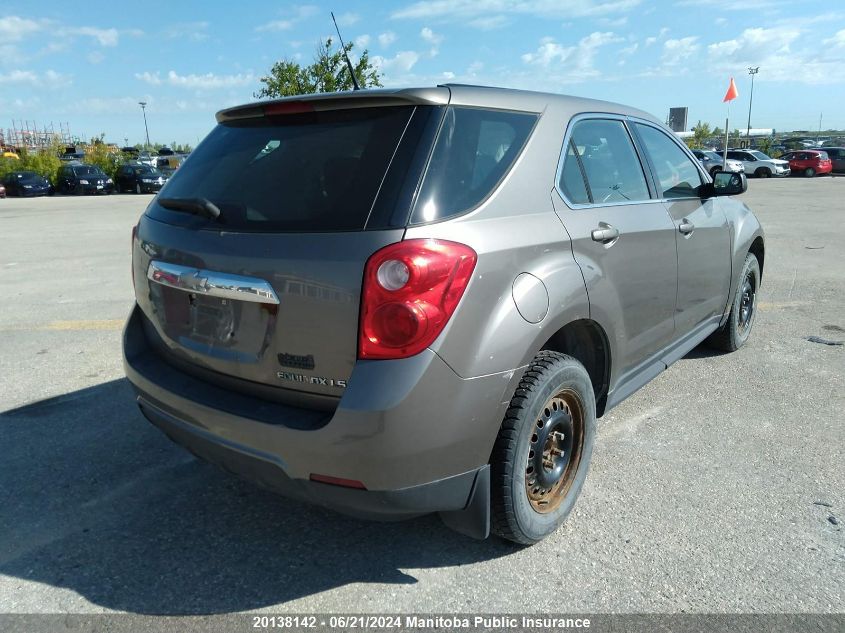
left=755, top=167, right=771, bottom=178
left=710, top=166, right=722, bottom=178
left=804, top=167, right=816, bottom=178
left=707, top=253, right=760, bottom=352
left=135, top=183, right=142, bottom=194
left=491, top=351, right=596, bottom=545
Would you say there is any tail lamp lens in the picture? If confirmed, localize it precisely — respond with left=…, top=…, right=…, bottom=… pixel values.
left=359, top=239, right=477, bottom=360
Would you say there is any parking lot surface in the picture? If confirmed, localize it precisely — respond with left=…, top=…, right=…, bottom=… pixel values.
left=1, top=181, right=843, bottom=615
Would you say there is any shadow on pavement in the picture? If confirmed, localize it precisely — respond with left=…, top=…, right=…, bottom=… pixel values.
left=0, top=379, right=513, bottom=615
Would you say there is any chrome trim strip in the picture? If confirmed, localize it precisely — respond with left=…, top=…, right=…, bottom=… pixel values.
left=147, top=260, right=280, bottom=305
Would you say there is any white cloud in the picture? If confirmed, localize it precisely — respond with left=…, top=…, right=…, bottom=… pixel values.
left=0, top=16, right=43, bottom=41
left=393, top=0, right=641, bottom=20
left=378, top=31, right=397, bottom=47
left=442, top=71, right=455, bottom=79
left=822, top=29, right=845, bottom=48
left=166, top=70, right=255, bottom=90
left=135, top=71, right=162, bottom=85
left=420, top=27, right=443, bottom=45
left=336, top=12, right=359, bottom=26
left=164, top=21, right=210, bottom=42
left=70, top=26, right=120, bottom=47
left=469, top=15, right=508, bottom=30
left=644, top=27, right=669, bottom=47
left=136, top=70, right=255, bottom=90
left=420, top=27, right=443, bottom=56
left=256, top=5, right=319, bottom=32
left=371, top=51, right=420, bottom=74
left=87, top=51, right=105, bottom=64
left=620, top=42, right=638, bottom=56
left=0, top=69, right=71, bottom=88
left=354, top=34, right=371, bottom=48
left=521, top=31, right=621, bottom=81
left=662, top=36, right=699, bottom=65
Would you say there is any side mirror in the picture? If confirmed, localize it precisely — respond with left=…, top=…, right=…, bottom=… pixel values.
left=710, top=171, right=747, bottom=196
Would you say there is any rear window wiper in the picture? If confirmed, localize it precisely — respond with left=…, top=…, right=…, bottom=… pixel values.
left=158, top=197, right=221, bottom=220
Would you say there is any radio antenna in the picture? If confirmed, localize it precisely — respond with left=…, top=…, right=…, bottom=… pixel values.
left=331, top=11, right=361, bottom=90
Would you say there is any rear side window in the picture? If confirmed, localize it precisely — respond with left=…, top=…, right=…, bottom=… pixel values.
left=560, top=118, right=650, bottom=204
left=410, top=107, right=537, bottom=224
left=148, top=106, right=415, bottom=232
left=634, top=123, right=703, bottom=199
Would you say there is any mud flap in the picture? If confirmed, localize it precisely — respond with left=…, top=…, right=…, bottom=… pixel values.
left=439, top=465, right=490, bottom=539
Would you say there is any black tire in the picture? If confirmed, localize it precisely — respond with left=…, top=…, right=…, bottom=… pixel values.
left=707, top=253, right=760, bottom=352
left=135, top=182, right=142, bottom=194
left=755, top=167, right=771, bottom=178
left=710, top=166, right=722, bottom=178
left=491, top=351, right=596, bottom=545
left=804, top=167, right=815, bottom=178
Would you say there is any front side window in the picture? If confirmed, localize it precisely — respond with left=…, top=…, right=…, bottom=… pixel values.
left=559, top=118, right=650, bottom=204
left=410, top=107, right=537, bottom=223
left=634, top=124, right=703, bottom=199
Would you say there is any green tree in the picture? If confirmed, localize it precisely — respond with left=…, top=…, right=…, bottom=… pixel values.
left=85, top=134, right=122, bottom=181
left=255, top=38, right=382, bottom=98
left=2, top=141, right=63, bottom=184
left=689, top=120, right=712, bottom=149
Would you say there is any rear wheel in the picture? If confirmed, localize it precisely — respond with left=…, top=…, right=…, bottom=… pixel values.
left=804, top=167, right=816, bottom=178
left=755, top=167, right=771, bottom=178
left=491, top=351, right=596, bottom=545
left=707, top=253, right=760, bottom=352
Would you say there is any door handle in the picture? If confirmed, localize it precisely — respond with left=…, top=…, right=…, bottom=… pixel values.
left=591, top=225, right=620, bottom=243
left=679, top=219, right=695, bottom=235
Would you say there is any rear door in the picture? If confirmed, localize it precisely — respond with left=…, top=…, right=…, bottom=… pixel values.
left=133, top=104, right=440, bottom=402
left=551, top=116, right=677, bottom=384
left=632, top=122, right=732, bottom=337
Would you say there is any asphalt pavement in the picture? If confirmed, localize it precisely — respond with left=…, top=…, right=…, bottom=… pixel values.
left=0, top=180, right=842, bottom=616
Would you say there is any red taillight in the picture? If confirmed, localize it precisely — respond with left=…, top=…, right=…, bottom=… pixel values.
left=309, top=474, right=367, bottom=489
left=359, top=239, right=477, bottom=360
left=263, top=101, right=313, bottom=116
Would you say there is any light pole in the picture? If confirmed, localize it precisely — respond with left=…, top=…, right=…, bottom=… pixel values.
left=746, top=67, right=759, bottom=147
left=138, top=101, right=151, bottom=150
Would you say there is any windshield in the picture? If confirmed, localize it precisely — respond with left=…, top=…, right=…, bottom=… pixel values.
left=150, top=106, right=415, bottom=232
left=703, top=151, right=722, bottom=161
left=16, top=172, right=41, bottom=181
left=75, top=166, right=105, bottom=176
left=749, top=151, right=772, bottom=160
left=137, top=168, right=164, bottom=177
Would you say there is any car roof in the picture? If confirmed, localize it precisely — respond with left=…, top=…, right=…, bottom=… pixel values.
left=217, top=84, right=661, bottom=125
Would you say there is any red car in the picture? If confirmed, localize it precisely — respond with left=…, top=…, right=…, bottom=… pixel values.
left=780, top=150, right=833, bottom=177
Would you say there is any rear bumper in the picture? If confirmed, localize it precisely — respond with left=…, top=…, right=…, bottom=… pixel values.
left=123, top=304, right=520, bottom=521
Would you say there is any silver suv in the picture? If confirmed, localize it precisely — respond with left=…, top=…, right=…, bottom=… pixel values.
left=124, top=85, right=764, bottom=544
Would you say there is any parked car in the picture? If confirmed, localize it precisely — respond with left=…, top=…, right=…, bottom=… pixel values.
left=0, top=182, right=5, bottom=198
left=116, top=164, right=168, bottom=193
left=725, top=149, right=790, bottom=178
left=779, top=150, right=833, bottom=177
left=691, top=149, right=744, bottom=177
left=124, top=86, right=764, bottom=544
left=57, top=163, right=114, bottom=194
left=3, top=171, right=53, bottom=196
left=818, top=147, right=845, bottom=173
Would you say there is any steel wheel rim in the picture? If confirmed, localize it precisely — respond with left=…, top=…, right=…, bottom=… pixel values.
left=525, top=389, right=585, bottom=513
left=738, top=271, right=756, bottom=333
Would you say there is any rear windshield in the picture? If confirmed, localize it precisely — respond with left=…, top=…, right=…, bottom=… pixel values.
left=148, top=106, right=414, bottom=232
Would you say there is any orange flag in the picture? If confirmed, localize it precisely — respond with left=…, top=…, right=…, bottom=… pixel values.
left=723, top=77, right=739, bottom=102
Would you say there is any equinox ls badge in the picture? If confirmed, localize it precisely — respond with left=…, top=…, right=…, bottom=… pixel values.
left=276, top=371, right=347, bottom=388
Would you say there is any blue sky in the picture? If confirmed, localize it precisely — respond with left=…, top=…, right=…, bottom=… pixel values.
left=2, top=1, right=844, bottom=146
